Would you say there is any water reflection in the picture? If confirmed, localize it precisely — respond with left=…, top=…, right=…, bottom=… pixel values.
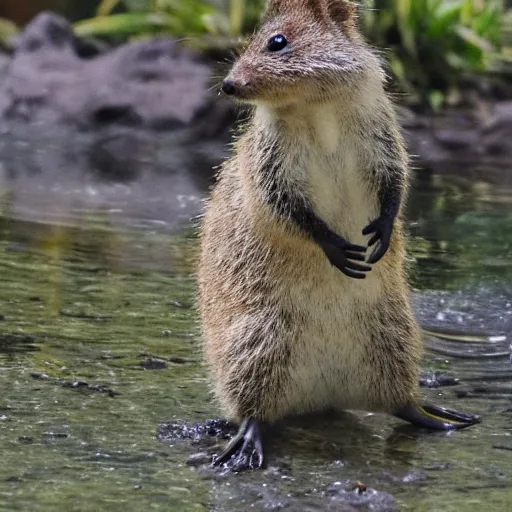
left=408, top=169, right=512, bottom=290
left=0, top=153, right=511, bottom=510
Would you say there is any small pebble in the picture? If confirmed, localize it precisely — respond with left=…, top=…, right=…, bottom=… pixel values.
left=43, top=432, right=69, bottom=439
left=31, top=372, right=49, bottom=380
left=141, top=358, right=168, bottom=370
left=169, top=357, right=192, bottom=364
left=186, top=452, right=211, bottom=467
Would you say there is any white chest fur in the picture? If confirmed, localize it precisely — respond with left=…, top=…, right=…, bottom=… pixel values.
left=286, top=104, right=379, bottom=246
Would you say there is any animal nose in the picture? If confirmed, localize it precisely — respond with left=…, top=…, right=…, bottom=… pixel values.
left=221, top=80, right=236, bottom=96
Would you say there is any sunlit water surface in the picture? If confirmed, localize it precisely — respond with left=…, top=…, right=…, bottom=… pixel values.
left=0, top=131, right=511, bottom=511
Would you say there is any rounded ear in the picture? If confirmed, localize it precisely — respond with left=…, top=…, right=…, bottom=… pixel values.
left=265, top=0, right=328, bottom=20
left=326, top=0, right=357, bottom=25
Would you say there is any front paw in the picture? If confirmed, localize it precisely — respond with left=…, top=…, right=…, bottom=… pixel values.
left=320, top=235, right=372, bottom=279
left=362, top=216, right=393, bottom=264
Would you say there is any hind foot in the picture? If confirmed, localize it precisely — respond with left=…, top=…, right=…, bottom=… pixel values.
left=212, top=418, right=265, bottom=470
left=394, top=403, right=480, bottom=430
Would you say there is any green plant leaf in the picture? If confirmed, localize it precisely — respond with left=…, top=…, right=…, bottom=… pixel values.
left=396, top=0, right=416, bottom=55
left=455, top=25, right=494, bottom=53
left=97, top=0, right=122, bottom=17
left=426, top=4, right=461, bottom=38
left=74, top=12, right=177, bottom=38
left=229, top=0, right=245, bottom=36
left=0, top=17, right=18, bottom=47
left=428, top=90, right=445, bottom=111
left=125, top=0, right=153, bottom=12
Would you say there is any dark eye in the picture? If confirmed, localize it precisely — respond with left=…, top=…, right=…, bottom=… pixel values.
left=267, top=34, right=288, bottom=52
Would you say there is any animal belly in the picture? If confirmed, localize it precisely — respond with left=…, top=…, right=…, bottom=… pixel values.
left=281, top=271, right=383, bottom=415
left=287, top=335, right=368, bottom=414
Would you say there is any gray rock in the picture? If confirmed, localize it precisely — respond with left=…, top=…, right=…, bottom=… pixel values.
left=0, top=11, right=232, bottom=135
left=482, top=101, right=512, bottom=157
left=434, top=128, right=479, bottom=151
left=404, top=111, right=481, bottom=168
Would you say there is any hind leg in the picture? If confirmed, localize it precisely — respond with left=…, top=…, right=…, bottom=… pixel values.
left=363, top=296, right=480, bottom=430
left=207, top=312, right=291, bottom=470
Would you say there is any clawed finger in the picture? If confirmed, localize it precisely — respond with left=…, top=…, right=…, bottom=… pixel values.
left=345, top=243, right=366, bottom=253
left=367, top=244, right=387, bottom=264
left=213, top=434, right=243, bottom=466
left=251, top=437, right=265, bottom=469
left=345, top=260, right=372, bottom=273
left=368, top=233, right=380, bottom=247
left=362, top=222, right=377, bottom=236
left=344, top=251, right=366, bottom=262
left=340, top=267, right=367, bottom=279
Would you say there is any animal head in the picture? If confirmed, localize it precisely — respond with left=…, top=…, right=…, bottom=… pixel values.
left=222, top=0, right=383, bottom=107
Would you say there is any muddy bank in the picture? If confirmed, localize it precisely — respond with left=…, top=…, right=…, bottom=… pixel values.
left=0, top=11, right=511, bottom=185
left=402, top=102, right=512, bottom=171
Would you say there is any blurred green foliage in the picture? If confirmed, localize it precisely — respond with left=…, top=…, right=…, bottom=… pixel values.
left=493, top=8, right=512, bottom=76
left=74, top=0, right=264, bottom=40
left=75, top=0, right=219, bottom=39
left=0, top=17, right=17, bottom=50
left=0, top=0, right=511, bottom=105
left=362, top=0, right=506, bottom=106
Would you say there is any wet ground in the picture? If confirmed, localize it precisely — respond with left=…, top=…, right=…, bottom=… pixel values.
left=0, top=137, right=511, bottom=511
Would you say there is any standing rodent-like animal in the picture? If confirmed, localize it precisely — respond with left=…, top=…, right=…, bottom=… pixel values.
left=198, top=0, right=479, bottom=469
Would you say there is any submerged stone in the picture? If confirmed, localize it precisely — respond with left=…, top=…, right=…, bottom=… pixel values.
left=157, top=419, right=235, bottom=443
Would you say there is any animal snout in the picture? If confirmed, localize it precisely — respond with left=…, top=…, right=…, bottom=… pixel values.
left=221, top=80, right=237, bottom=96
left=222, top=77, right=252, bottom=99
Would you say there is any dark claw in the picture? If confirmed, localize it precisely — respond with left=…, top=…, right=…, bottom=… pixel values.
left=394, top=403, right=481, bottom=430
left=212, top=419, right=265, bottom=470
left=345, top=260, right=372, bottom=273
left=212, top=429, right=245, bottom=467
left=344, top=252, right=366, bottom=262
left=367, top=233, right=380, bottom=247
left=362, top=216, right=393, bottom=264
left=362, top=219, right=378, bottom=236
left=367, top=243, right=389, bottom=265
left=340, top=268, right=367, bottom=279
left=344, top=242, right=367, bottom=253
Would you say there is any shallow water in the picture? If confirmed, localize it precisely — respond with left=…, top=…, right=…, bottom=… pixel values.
left=0, top=137, right=511, bottom=511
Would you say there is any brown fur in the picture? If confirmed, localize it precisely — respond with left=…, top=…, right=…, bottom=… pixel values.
left=198, top=0, right=422, bottom=423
